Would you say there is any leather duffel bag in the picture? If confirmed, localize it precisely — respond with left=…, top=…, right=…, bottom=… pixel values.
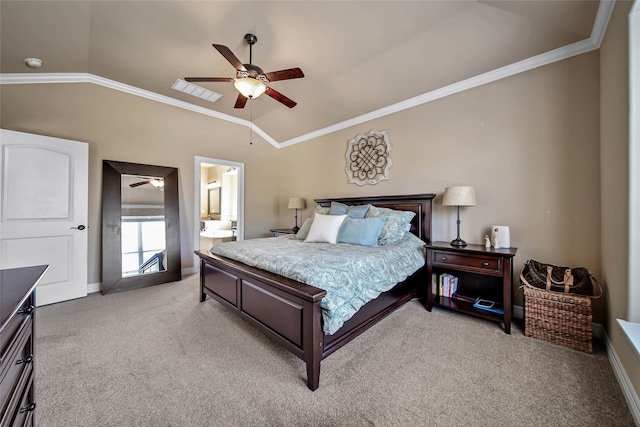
left=520, top=259, right=597, bottom=296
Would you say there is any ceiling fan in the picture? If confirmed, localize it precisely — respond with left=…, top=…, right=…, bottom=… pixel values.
left=129, top=177, right=164, bottom=188
left=185, top=33, right=304, bottom=109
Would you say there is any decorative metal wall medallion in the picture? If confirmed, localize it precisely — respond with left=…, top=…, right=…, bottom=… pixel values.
left=346, top=130, right=392, bottom=185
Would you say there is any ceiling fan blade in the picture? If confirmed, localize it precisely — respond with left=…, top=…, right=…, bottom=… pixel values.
left=129, top=181, right=150, bottom=188
left=212, top=44, right=247, bottom=72
left=234, top=93, right=248, bottom=109
left=184, top=77, right=233, bottom=83
left=265, top=87, right=297, bottom=108
left=264, top=68, right=305, bottom=82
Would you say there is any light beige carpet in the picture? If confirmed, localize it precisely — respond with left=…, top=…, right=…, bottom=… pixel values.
left=35, top=273, right=635, bottom=426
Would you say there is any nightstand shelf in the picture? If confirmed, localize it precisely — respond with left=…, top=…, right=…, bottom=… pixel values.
left=433, top=296, right=505, bottom=323
left=425, top=242, right=517, bottom=333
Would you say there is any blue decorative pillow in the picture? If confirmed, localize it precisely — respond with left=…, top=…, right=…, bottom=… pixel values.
left=338, top=217, right=387, bottom=246
left=365, top=205, right=416, bottom=245
left=347, top=204, right=371, bottom=219
left=329, top=201, right=348, bottom=215
left=329, top=201, right=371, bottom=218
left=295, top=218, right=313, bottom=240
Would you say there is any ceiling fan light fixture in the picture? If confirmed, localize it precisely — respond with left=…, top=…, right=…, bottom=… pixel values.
left=149, top=179, right=164, bottom=188
left=234, top=77, right=266, bottom=99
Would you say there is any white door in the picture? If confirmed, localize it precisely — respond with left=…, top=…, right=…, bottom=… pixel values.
left=0, top=129, right=88, bottom=306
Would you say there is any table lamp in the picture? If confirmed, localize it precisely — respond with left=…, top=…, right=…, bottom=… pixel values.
left=442, top=186, right=476, bottom=247
left=288, top=197, right=306, bottom=232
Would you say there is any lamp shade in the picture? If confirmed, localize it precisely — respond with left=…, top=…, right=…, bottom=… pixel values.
left=442, top=186, right=476, bottom=206
left=288, top=197, right=306, bottom=210
left=234, top=78, right=266, bottom=99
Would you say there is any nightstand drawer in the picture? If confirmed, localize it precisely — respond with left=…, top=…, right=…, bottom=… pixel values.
left=432, top=251, right=501, bottom=273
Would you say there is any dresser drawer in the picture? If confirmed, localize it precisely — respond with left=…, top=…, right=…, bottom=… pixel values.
left=0, top=319, right=33, bottom=417
left=432, top=251, right=501, bottom=273
left=1, top=371, right=33, bottom=427
left=0, top=301, right=33, bottom=369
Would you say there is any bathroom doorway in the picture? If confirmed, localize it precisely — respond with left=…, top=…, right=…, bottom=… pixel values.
left=194, top=156, right=244, bottom=264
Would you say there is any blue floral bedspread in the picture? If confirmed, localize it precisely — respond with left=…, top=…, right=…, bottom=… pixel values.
left=210, top=233, right=426, bottom=335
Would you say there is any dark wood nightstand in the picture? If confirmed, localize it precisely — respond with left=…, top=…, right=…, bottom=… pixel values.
left=270, top=228, right=296, bottom=237
left=425, top=242, right=517, bottom=333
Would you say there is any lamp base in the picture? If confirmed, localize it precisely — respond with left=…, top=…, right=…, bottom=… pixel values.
left=450, top=238, right=467, bottom=247
left=292, top=226, right=300, bottom=233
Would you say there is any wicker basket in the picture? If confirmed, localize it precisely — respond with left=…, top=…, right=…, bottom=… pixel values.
left=523, top=286, right=593, bottom=353
left=520, top=260, right=602, bottom=353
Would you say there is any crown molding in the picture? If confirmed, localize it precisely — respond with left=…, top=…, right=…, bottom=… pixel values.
left=0, top=0, right=615, bottom=149
left=0, top=72, right=280, bottom=149
left=592, top=0, right=617, bottom=47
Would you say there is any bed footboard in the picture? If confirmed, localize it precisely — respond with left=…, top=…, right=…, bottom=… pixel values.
left=197, top=251, right=326, bottom=390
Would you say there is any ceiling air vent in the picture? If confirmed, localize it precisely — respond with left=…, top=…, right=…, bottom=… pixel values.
left=171, top=79, right=222, bottom=103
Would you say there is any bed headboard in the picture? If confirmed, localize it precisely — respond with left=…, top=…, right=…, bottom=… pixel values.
left=314, top=193, right=436, bottom=244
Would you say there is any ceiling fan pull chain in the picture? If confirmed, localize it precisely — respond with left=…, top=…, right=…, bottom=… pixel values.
left=249, top=99, right=253, bottom=145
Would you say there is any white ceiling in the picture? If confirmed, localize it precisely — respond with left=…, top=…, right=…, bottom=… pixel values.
left=0, top=1, right=607, bottom=147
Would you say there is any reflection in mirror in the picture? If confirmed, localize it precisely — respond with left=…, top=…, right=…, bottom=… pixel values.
left=208, top=186, right=220, bottom=218
left=102, top=160, right=181, bottom=294
left=121, top=174, right=166, bottom=276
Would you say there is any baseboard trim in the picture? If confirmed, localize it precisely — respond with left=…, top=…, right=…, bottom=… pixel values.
left=87, top=282, right=101, bottom=294
left=87, top=267, right=197, bottom=295
left=604, top=330, right=640, bottom=426
left=181, top=267, right=197, bottom=276
left=513, top=304, right=523, bottom=320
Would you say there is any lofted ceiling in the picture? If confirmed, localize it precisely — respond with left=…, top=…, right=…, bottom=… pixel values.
left=0, top=1, right=606, bottom=147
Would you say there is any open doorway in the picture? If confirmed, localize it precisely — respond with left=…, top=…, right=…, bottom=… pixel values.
left=194, top=156, right=244, bottom=265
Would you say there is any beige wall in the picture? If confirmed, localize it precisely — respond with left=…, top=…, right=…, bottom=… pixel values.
left=276, top=51, right=602, bottom=312
left=600, top=0, right=640, bottom=401
left=0, top=82, right=286, bottom=284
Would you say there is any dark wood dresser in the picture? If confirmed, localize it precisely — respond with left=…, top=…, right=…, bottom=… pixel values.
left=1, top=265, right=48, bottom=427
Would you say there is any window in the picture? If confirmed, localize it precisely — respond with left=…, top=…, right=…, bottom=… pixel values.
left=620, top=2, right=640, bottom=355
left=122, top=217, right=166, bottom=276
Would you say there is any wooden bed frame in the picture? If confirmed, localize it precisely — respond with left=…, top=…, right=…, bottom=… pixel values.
left=194, top=193, right=435, bottom=390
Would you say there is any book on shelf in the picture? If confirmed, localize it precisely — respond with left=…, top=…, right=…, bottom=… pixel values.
left=436, top=273, right=458, bottom=298
left=472, top=297, right=504, bottom=315
left=451, top=292, right=476, bottom=304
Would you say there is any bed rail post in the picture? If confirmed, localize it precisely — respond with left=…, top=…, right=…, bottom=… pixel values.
left=303, top=299, right=323, bottom=391
left=199, top=258, right=207, bottom=302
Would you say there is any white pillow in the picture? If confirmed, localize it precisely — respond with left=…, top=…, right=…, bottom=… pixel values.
left=304, top=213, right=347, bottom=244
